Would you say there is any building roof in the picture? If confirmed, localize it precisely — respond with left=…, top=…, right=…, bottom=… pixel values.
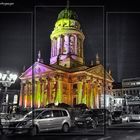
left=19, top=62, right=59, bottom=79
left=19, top=62, right=114, bottom=82
left=86, top=64, right=114, bottom=82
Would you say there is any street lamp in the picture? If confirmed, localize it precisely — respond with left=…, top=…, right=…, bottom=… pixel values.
left=0, top=70, right=17, bottom=113
left=124, top=93, right=129, bottom=114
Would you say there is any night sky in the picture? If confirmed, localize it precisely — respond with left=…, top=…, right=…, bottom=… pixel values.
left=0, top=0, right=140, bottom=89
left=107, top=13, right=140, bottom=82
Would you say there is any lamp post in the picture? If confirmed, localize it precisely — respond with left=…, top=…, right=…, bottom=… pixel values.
left=0, top=70, right=17, bottom=113
left=124, top=93, right=129, bottom=114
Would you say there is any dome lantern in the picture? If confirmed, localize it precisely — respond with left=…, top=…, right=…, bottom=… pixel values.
left=57, top=8, right=79, bottom=21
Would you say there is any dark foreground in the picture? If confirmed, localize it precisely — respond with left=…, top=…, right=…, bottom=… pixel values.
left=1, top=122, right=140, bottom=140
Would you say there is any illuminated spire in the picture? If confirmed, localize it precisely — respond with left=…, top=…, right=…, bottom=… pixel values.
left=66, top=0, right=69, bottom=9
left=96, top=53, right=100, bottom=65
left=37, top=50, right=44, bottom=63
left=66, top=0, right=70, bottom=26
left=23, top=65, right=26, bottom=72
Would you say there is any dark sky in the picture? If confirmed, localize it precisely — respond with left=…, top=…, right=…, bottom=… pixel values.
left=0, top=0, right=140, bottom=89
left=0, top=13, right=32, bottom=88
left=107, top=13, right=140, bottom=82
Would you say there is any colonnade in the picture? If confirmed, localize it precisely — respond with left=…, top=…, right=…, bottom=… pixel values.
left=19, top=76, right=63, bottom=108
left=75, top=77, right=112, bottom=109
left=19, top=74, right=113, bottom=109
left=50, top=34, right=83, bottom=59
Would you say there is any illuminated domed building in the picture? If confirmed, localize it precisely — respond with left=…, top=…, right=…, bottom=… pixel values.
left=19, top=8, right=114, bottom=109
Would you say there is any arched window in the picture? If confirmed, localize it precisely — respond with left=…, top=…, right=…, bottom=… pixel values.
left=6, top=94, right=8, bottom=103
left=69, top=35, right=75, bottom=54
left=13, top=94, right=18, bottom=104
left=77, top=37, right=81, bottom=56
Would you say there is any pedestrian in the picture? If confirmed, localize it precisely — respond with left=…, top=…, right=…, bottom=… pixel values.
left=9, top=106, right=12, bottom=114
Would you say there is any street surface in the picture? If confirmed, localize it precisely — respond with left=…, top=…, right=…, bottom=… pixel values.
left=1, top=122, right=140, bottom=140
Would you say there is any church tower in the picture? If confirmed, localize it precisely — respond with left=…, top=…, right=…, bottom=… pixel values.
left=50, top=8, right=85, bottom=68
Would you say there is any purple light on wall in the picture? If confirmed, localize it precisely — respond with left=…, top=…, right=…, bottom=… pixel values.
left=24, top=62, right=52, bottom=77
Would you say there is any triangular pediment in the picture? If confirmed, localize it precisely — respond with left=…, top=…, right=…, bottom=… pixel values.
left=20, top=62, right=56, bottom=79
left=86, top=64, right=114, bottom=82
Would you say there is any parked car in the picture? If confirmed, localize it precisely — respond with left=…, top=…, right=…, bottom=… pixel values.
left=0, top=113, right=14, bottom=126
left=2, top=108, right=71, bottom=135
left=91, top=109, right=112, bottom=126
left=121, top=114, right=130, bottom=123
left=112, top=111, right=123, bottom=123
left=74, top=108, right=112, bottom=129
left=74, top=109, right=97, bottom=129
left=112, top=111, right=131, bottom=123
left=129, top=114, right=140, bottom=121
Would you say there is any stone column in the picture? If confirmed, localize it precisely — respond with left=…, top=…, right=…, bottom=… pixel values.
left=30, top=82, right=33, bottom=107
left=19, top=82, right=24, bottom=106
left=77, top=37, right=81, bottom=57
left=24, top=82, right=28, bottom=108
left=79, top=39, right=82, bottom=57
left=34, top=81, right=37, bottom=108
left=100, top=81, right=104, bottom=108
left=82, top=79, right=87, bottom=104
left=51, top=40, right=53, bottom=57
left=53, top=78, right=57, bottom=104
left=77, top=81, right=83, bottom=104
left=50, top=79, right=54, bottom=103
left=90, top=81, right=94, bottom=109
left=86, top=80, right=91, bottom=108
left=47, top=78, right=52, bottom=104
left=55, top=76, right=63, bottom=104
left=52, top=38, right=57, bottom=57
left=57, top=36, right=61, bottom=55
left=68, top=83, right=72, bottom=105
left=64, top=34, right=69, bottom=54
left=61, top=35, right=64, bottom=54
left=51, top=40, right=55, bottom=57
left=43, top=79, right=48, bottom=106
left=74, top=34, right=77, bottom=55
left=93, top=81, right=98, bottom=108
left=81, top=38, right=84, bottom=58
left=27, top=82, right=31, bottom=107
left=36, top=80, right=41, bottom=108
left=40, top=80, right=44, bottom=107
left=85, top=82, right=88, bottom=105
left=22, top=83, right=25, bottom=107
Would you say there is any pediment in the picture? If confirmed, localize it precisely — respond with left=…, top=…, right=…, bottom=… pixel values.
left=20, top=62, right=56, bottom=79
left=86, top=64, right=114, bottom=82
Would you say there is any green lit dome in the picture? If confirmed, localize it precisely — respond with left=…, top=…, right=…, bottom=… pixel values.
left=57, top=8, right=78, bottom=21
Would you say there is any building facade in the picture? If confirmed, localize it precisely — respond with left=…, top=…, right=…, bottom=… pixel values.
left=19, top=8, right=114, bottom=109
left=112, top=88, right=124, bottom=111
left=0, top=89, right=19, bottom=113
left=122, top=78, right=140, bottom=97
left=112, top=78, right=140, bottom=112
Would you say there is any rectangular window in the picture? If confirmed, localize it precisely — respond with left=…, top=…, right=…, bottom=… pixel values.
left=73, top=84, right=77, bottom=89
left=53, top=110, right=62, bottom=117
left=40, top=110, right=52, bottom=119
left=62, top=110, right=68, bottom=116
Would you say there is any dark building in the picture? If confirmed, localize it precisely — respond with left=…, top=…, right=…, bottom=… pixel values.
left=112, top=78, right=140, bottom=113
left=0, top=89, right=19, bottom=113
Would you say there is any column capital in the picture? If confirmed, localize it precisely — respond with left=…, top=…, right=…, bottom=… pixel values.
left=21, top=80, right=26, bottom=84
